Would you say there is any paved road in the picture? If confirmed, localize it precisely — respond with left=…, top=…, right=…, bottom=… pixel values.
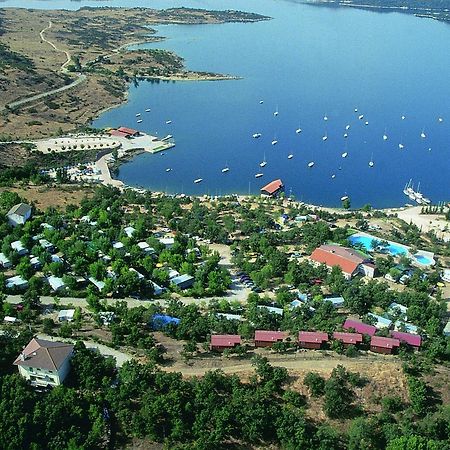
left=95, top=153, right=125, bottom=188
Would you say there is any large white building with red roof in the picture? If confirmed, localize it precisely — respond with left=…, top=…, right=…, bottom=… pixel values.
left=310, top=244, right=375, bottom=279
left=13, top=338, right=74, bottom=387
left=260, top=179, right=284, bottom=197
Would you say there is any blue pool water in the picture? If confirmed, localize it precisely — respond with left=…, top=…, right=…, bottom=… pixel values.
left=349, top=234, right=408, bottom=256
left=413, top=254, right=433, bottom=265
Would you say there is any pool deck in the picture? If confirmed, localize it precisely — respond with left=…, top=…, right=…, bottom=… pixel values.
left=349, top=232, right=435, bottom=267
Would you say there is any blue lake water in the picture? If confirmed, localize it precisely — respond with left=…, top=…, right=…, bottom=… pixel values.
left=3, top=0, right=450, bottom=206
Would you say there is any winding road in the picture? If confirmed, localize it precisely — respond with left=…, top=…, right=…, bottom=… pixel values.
left=0, top=21, right=86, bottom=112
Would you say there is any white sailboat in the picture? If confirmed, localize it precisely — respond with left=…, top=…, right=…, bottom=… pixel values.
left=342, top=152, right=348, bottom=158
left=271, top=138, right=278, bottom=146
left=322, top=133, right=328, bottom=141
left=358, top=114, right=364, bottom=120
left=194, top=178, right=203, bottom=184
left=345, top=125, right=351, bottom=130
left=221, top=162, right=230, bottom=173
left=136, top=113, right=141, bottom=117
left=166, top=120, right=172, bottom=124
left=368, top=153, right=374, bottom=167
left=137, top=119, right=143, bottom=124
left=295, top=127, right=302, bottom=134
left=365, top=121, right=369, bottom=126
left=287, top=153, right=294, bottom=159
left=145, top=108, right=151, bottom=112
left=252, top=133, right=262, bottom=139
left=324, top=114, right=328, bottom=121
left=383, top=128, right=388, bottom=141
left=354, top=108, right=358, bottom=112
left=399, top=143, right=405, bottom=150
left=403, top=179, right=412, bottom=196
left=331, top=174, right=336, bottom=179
left=308, top=161, right=315, bottom=168
left=341, top=195, right=349, bottom=201
left=401, top=115, right=406, bottom=120
left=255, top=173, right=264, bottom=178
left=259, top=100, right=264, bottom=104
left=273, top=105, right=279, bottom=116
left=165, top=168, right=172, bottom=172
left=343, top=133, right=348, bottom=138
left=438, top=117, right=443, bottom=123
left=260, top=153, right=267, bottom=167
left=420, top=130, right=426, bottom=139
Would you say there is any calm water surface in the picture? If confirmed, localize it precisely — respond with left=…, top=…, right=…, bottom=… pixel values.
left=4, top=0, right=450, bottom=206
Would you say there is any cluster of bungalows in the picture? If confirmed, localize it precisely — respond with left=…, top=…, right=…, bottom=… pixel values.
left=210, top=319, right=422, bottom=355
left=343, top=318, right=422, bottom=354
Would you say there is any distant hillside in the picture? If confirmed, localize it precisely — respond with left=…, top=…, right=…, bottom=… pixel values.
left=302, top=0, right=450, bottom=24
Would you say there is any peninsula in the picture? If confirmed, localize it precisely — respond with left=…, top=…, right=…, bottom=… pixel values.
left=0, top=7, right=269, bottom=141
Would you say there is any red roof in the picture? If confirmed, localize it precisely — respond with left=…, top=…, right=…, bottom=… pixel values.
left=390, top=331, right=421, bottom=347
left=370, top=336, right=400, bottom=349
left=298, top=331, right=328, bottom=343
left=109, top=129, right=129, bottom=138
left=117, top=126, right=138, bottom=135
left=310, top=247, right=360, bottom=276
left=254, top=330, right=287, bottom=342
left=261, top=179, right=284, bottom=195
left=343, top=319, right=376, bottom=336
left=333, top=332, right=363, bottom=344
left=210, top=334, right=241, bottom=347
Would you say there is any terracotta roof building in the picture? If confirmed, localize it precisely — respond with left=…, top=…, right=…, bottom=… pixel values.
left=370, top=336, right=400, bottom=354
left=210, top=334, right=241, bottom=351
left=254, top=330, right=288, bottom=347
left=343, top=319, right=376, bottom=336
left=332, top=332, right=363, bottom=346
left=310, top=244, right=375, bottom=279
left=390, top=331, right=421, bottom=348
left=13, top=338, right=73, bottom=387
left=298, top=331, right=328, bottom=349
left=260, top=179, right=284, bottom=197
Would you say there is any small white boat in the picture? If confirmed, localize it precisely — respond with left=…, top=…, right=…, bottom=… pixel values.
left=331, top=174, right=336, bottom=179
left=341, top=195, right=349, bottom=201
left=166, top=120, right=172, bottom=124
left=288, top=154, right=293, bottom=159
left=399, top=143, right=405, bottom=149
left=308, top=161, right=315, bottom=168
left=420, top=131, right=426, bottom=139
left=222, top=167, right=230, bottom=173
left=358, top=114, right=364, bottom=120
left=343, top=133, right=348, bottom=138
left=295, top=128, right=302, bottom=134
left=383, top=134, right=388, bottom=141
left=271, top=139, right=278, bottom=146
left=422, top=197, right=431, bottom=204
left=408, top=193, right=416, bottom=201
left=253, top=133, right=262, bottom=139
left=354, top=108, right=358, bottom=112
left=322, top=134, right=328, bottom=141
left=438, top=117, right=443, bottom=123
left=145, top=109, right=151, bottom=112
left=137, top=119, right=143, bottom=124
left=136, top=113, right=141, bottom=117
left=194, top=178, right=203, bottom=184
left=273, top=106, right=279, bottom=116
left=259, top=100, right=264, bottom=104
left=161, top=134, right=173, bottom=141
left=255, top=173, right=264, bottom=178
left=260, top=153, right=267, bottom=167
left=401, top=115, right=406, bottom=120
left=324, top=115, right=328, bottom=121
left=345, top=125, right=351, bottom=130
left=341, top=152, right=348, bottom=158
left=365, top=121, right=369, bottom=126
left=165, top=168, right=172, bottom=172
left=369, top=160, right=374, bottom=167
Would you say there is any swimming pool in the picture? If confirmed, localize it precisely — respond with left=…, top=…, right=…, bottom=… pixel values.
left=348, top=233, right=435, bottom=266
left=348, top=234, right=408, bottom=256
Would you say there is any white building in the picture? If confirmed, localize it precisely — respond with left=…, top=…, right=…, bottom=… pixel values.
left=124, top=226, right=136, bottom=238
left=13, top=338, right=73, bottom=387
left=11, top=240, right=28, bottom=256
left=150, top=281, right=164, bottom=296
left=159, top=237, right=175, bottom=249
left=48, top=276, right=66, bottom=292
left=0, top=252, right=12, bottom=268
left=6, top=275, right=28, bottom=290
left=58, top=309, right=75, bottom=322
left=6, top=203, right=32, bottom=227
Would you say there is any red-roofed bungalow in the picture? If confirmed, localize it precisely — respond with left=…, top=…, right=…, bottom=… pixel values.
left=332, top=332, right=363, bottom=347
left=298, top=331, right=328, bottom=349
left=260, top=179, right=284, bottom=198
left=109, top=129, right=130, bottom=138
left=370, top=336, right=400, bottom=354
left=210, top=334, right=241, bottom=351
left=390, top=331, right=421, bottom=348
left=254, top=330, right=288, bottom=348
left=343, top=319, right=376, bottom=336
